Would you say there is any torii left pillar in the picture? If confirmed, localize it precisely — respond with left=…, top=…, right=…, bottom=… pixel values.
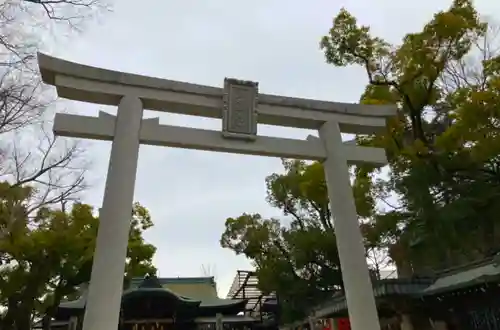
left=82, top=95, right=143, bottom=330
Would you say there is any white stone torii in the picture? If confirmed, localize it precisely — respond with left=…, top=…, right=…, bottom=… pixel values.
left=37, top=53, right=396, bottom=330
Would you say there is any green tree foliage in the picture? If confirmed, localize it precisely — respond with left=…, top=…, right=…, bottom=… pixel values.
left=0, top=2, right=114, bottom=329
left=220, top=160, right=343, bottom=322
left=220, top=162, right=384, bottom=322
left=0, top=182, right=157, bottom=330
left=320, top=0, right=500, bottom=275
left=221, top=0, right=500, bottom=320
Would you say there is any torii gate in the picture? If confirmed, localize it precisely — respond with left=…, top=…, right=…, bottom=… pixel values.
left=37, top=53, right=396, bottom=330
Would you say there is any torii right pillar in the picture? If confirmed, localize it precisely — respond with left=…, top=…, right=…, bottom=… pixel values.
left=319, top=120, right=381, bottom=330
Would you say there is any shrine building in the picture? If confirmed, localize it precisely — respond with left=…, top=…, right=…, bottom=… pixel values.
left=35, top=275, right=270, bottom=330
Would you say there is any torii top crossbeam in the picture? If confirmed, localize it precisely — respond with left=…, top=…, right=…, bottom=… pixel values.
left=38, top=53, right=395, bottom=135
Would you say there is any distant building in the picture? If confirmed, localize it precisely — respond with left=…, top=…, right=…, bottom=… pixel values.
left=35, top=275, right=265, bottom=330
left=379, top=269, right=397, bottom=279
left=281, top=254, right=500, bottom=330
left=226, top=270, right=278, bottom=329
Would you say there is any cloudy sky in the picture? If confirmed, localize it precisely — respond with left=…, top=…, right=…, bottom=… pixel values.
left=39, top=0, right=500, bottom=296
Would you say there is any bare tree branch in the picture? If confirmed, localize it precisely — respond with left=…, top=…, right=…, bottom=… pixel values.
left=0, top=70, right=51, bottom=134
left=23, top=0, right=111, bottom=31
left=1, top=125, right=88, bottom=214
left=0, top=0, right=110, bottom=220
left=439, top=18, right=500, bottom=95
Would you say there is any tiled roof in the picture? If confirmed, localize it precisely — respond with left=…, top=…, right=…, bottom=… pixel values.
left=129, top=276, right=216, bottom=288
left=58, top=284, right=88, bottom=309
left=59, top=276, right=245, bottom=310
left=311, top=278, right=434, bottom=318
left=422, top=256, right=500, bottom=296
left=304, top=255, right=500, bottom=319
left=129, top=276, right=219, bottom=300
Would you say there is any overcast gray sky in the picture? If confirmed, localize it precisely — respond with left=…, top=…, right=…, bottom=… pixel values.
left=43, top=0, right=500, bottom=296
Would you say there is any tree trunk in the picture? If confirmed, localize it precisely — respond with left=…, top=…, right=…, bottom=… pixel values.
left=43, top=281, right=70, bottom=330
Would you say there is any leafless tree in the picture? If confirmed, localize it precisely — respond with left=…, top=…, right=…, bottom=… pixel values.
left=366, top=246, right=392, bottom=280
left=19, top=0, right=110, bottom=30
left=201, top=264, right=218, bottom=279
left=0, top=2, right=106, bottom=328
left=439, top=17, right=500, bottom=95
left=0, top=0, right=109, bottom=222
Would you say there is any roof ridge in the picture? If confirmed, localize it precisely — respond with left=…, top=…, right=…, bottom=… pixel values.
left=131, top=276, right=215, bottom=282
left=131, top=276, right=215, bottom=279
left=435, top=255, right=497, bottom=277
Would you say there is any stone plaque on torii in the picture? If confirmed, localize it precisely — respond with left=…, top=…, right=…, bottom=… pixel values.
left=37, top=53, right=396, bottom=330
